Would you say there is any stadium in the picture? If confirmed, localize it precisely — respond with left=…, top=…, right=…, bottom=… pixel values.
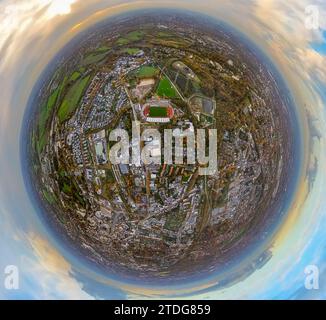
left=141, top=99, right=174, bottom=123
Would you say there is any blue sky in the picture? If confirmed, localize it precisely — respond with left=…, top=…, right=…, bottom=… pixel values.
left=311, top=30, right=326, bottom=55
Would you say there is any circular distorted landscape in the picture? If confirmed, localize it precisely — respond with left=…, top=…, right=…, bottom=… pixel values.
left=26, top=11, right=295, bottom=281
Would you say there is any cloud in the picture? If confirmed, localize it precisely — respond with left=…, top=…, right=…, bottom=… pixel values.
left=21, top=233, right=94, bottom=299
left=252, top=0, right=326, bottom=84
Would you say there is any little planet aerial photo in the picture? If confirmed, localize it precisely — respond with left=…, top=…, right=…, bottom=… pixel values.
left=0, top=0, right=325, bottom=301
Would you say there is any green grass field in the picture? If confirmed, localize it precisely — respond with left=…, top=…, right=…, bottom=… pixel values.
left=156, top=76, right=178, bottom=98
left=37, top=77, right=67, bottom=153
left=135, top=66, right=159, bottom=78
left=164, top=211, right=186, bottom=232
left=62, top=182, right=72, bottom=195
left=70, top=71, right=81, bottom=82
left=127, top=31, right=144, bottom=40
left=96, top=45, right=110, bottom=52
left=39, top=87, right=59, bottom=135
left=117, top=38, right=130, bottom=45
left=82, top=51, right=108, bottom=65
left=58, top=75, right=91, bottom=123
left=157, top=31, right=173, bottom=38
left=43, top=190, right=56, bottom=204
left=117, top=31, right=145, bottom=46
left=37, top=133, right=47, bottom=155
left=122, top=47, right=141, bottom=55
left=149, top=106, right=168, bottom=117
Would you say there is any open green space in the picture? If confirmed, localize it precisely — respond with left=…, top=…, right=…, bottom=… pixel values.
left=149, top=38, right=191, bottom=49
left=39, top=87, right=59, bottom=135
left=96, top=45, right=110, bottom=53
left=127, top=31, right=144, bottom=40
left=135, top=66, right=159, bottom=78
left=59, top=168, right=67, bottom=178
left=117, top=30, right=145, bottom=45
left=164, top=210, right=186, bottom=232
left=122, top=47, right=141, bottom=55
left=62, top=183, right=72, bottom=195
left=37, top=77, right=67, bottom=153
left=43, top=190, right=56, bottom=204
left=156, top=76, right=178, bottom=98
left=69, top=67, right=86, bottom=83
left=82, top=51, right=108, bottom=65
left=117, top=38, right=130, bottom=45
left=70, top=71, right=81, bottom=82
left=37, top=134, right=47, bottom=155
left=157, top=31, right=174, bottom=38
left=58, top=75, right=91, bottom=123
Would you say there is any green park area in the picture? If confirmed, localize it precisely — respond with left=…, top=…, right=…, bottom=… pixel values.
left=82, top=51, right=108, bottom=65
left=157, top=31, right=173, bottom=38
left=58, top=75, right=91, bottom=123
left=82, top=45, right=111, bottom=65
left=156, top=76, right=178, bottom=98
left=96, top=45, right=110, bottom=52
left=42, top=190, right=57, bottom=204
left=122, top=47, right=141, bottom=55
left=164, top=211, right=186, bottom=232
left=70, top=71, right=81, bottom=82
left=117, top=31, right=145, bottom=45
left=135, top=66, right=159, bottom=78
left=69, top=67, right=87, bottom=82
left=62, top=182, right=72, bottom=195
left=37, top=77, right=67, bottom=153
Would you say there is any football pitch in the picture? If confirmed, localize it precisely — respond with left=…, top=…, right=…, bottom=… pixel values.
left=149, top=106, right=168, bottom=117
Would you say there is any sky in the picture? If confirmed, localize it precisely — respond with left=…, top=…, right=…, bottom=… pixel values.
left=0, top=0, right=325, bottom=300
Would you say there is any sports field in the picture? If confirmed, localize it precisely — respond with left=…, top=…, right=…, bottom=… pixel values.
left=135, top=66, right=159, bottom=78
left=149, top=106, right=168, bottom=117
left=156, top=76, right=178, bottom=98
